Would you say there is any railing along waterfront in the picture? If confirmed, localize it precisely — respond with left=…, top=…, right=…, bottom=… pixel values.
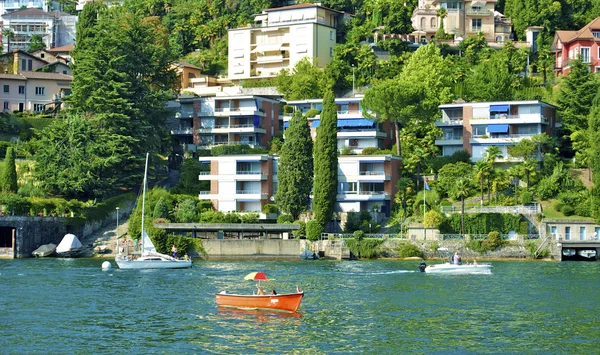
left=321, top=233, right=388, bottom=239
left=440, top=204, right=540, bottom=215
left=441, top=234, right=541, bottom=240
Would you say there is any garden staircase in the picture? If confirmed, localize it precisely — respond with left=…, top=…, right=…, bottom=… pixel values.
left=534, top=234, right=551, bottom=259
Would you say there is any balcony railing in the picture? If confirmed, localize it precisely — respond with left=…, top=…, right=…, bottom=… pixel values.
left=236, top=190, right=262, bottom=194
left=342, top=191, right=387, bottom=195
left=199, top=191, right=211, bottom=195
left=466, top=8, right=492, bottom=15
left=214, top=108, right=259, bottom=113
left=359, top=171, right=385, bottom=175
left=236, top=171, right=261, bottom=175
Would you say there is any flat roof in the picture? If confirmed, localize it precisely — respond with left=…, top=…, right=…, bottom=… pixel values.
left=154, top=223, right=300, bottom=232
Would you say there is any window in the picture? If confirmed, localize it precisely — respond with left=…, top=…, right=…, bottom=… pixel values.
left=18, top=86, right=25, bottom=94
left=472, top=19, right=482, bottom=32
left=33, top=104, right=44, bottom=112
left=63, top=70, right=67, bottom=74
left=595, top=227, right=600, bottom=239
left=472, top=125, right=487, bottom=137
left=3, top=102, right=8, bottom=110
left=3, top=85, right=8, bottom=93
left=18, top=103, right=24, bottom=112
left=580, top=226, right=586, bottom=240
left=594, top=31, right=600, bottom=38
left=330, top=30, right=334, bottom=41
left=21, top=59, right=27, bottom=71
left=330, top=47, right=333, bottom=57
left=35, top=87, right=45, bottom=95
left=551, top=226, right=557, bottom=236
left=28, top=59, right=32, bottom=71
left=581, top=47, right=591, bottom=63
left=565, top=227, right=571, bottom=240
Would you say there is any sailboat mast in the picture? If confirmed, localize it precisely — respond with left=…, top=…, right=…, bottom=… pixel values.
left=141, top=153, right=149, bottom=252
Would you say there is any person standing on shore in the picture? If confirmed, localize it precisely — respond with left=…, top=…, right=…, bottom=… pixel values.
left=171, top=244, right=178, bottom=258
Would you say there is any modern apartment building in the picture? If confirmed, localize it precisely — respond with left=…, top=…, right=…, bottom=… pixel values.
left=197, top=154, right=277, bottom=213
left=411, top=0, right=512, bottom=45
left=282, top=97, right=392, bottom=154
left=0, top=71, right=72, bottom=112
left=1, top=8, right=76, bottom=53
left=228, top=3, right=346, bottom=80
left=435, top=100, right=558, bottom=162
left=171, top=93, right=281, bottom=154
left=552, top=17, right=600, bottom=76
left=0, top=0, right=49, bottom=16
left=196, top=154, right=400, bottom=216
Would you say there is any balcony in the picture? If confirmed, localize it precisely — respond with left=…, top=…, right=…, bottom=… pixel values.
left=466, top=8, right=492, bottom=16
left=357, top=171, right=390, bottom=182
left=198, top=141, right=262, bottom=149
left=198, top=124, right=266, bottom=134
left=254, top=55, right=287, bottom=64
left=171, top=128, right=194, bottom=135
left=436, top=119, right=463, bottom=127
left=213, top=108, right=264, bottom=117
left=175, top=112, right=193, bottom=119
left=435, top=136, right=463, bottom=146
left=337, top=191, right=390, bottom=201
left=471, top=114, right=549, bottom=125
left=470, top=133, right=538, bottom=144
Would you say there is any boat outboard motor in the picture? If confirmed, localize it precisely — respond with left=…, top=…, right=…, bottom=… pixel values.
left=418, top=262, right=427, bottom=272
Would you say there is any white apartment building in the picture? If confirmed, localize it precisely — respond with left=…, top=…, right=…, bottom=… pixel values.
left=0, top=0, right=50, bottom=16
left=228, top=3, right=346, bottom=80
left=197, top=154, right=400, bottom=216
left=1, top=8, right=76, bottom=53
left=435, top=100, right=559, bottom=162
left=282, top=97, right=393, bottom=154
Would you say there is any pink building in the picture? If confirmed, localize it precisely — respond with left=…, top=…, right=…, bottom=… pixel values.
left=552, top=17, right=600, bottom=76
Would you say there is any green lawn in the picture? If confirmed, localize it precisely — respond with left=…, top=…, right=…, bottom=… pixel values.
left=540, top=199, right=594, bottom=220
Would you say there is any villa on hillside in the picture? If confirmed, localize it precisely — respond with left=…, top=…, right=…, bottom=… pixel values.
left=552, top=17, right=600, bottom=76
left=0, top=71, right=72, bottom=113
left=435, top=100, right=559, bottom=163
left=227, top=3, right=350, bottom=80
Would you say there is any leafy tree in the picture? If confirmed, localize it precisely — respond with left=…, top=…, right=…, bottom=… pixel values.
left=484, top=145, right=503, bottom=200
left=362, top=77, right=425, bottom=157
left=153, top=196, right=170, bottom=220
left=436, top=162, right=473, bottom=198
left=312, top=87, right=338, bottom=229
left=464, top=52, right=515, bottom=102
left=508, top=138, right=538, bottom=189
left=0, top=147, right=18, bottom=193
left=557, top=58, right=600, bottom=135
left=275, top=58, right=326, bottom=100
left=174, top=198, right=197, bottom=223
left=458, top=33, right=492, bottom=65
left=2, top=29, right=13, bottom=53
left=276, top=111, right=314, bottom=220
left=171, top=158, right=208, bottom=195
left=451, top=178, right=472, bottom=235
left=27, top=34, right=45, bottom=52
left=474, top=160, right=489, bottom=205
left=33, top=115, right=135, bottom=199
left=587, top=91, right=600, bottom=221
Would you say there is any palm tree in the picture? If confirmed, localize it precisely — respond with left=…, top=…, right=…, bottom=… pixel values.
left=2, top=29, right=14, bottom=53
left=474, top=160, right=489, bottom=205
left=452, top=178, right=471, bottom=236
left=484, top=146, right=503, bottom=200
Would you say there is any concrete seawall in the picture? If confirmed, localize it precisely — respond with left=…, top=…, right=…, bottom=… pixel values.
left=201, top=239, right=302, bottom=258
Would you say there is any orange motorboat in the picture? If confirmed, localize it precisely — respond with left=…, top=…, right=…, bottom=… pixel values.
left=215, top=291, right=304, bottom=313
left=216, top=271, right=304, bottom=313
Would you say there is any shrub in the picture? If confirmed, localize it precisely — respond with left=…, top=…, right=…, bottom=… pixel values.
left=305, top=109, right=319, bottom=118
left=277, top=214, right=294, bottom=224
left=353, top=230, right=365, bottom=240
left=210, top=144, right=252, bottom=156
left=240, top=213, right=260, bottom=223
left=553, top=201, right=564, bottom=212
left=361, top=147, right=381, bottom=155
left=292, top=220, right=306, bottom=238
left=397, top=243, right=422, bottom=258
left=561, top=205, right=574, bottom=216
left=305, top=220, right=323, bottom=241
left=520, top=191, right=533, bottom=205
left=519, top=221, right=529, bottom=235
left=340, top=146, right=353, bottom=155
left=346, top=238, right=384, bottom=258
left=283, top=105, right=294, bottom=114
left=262, top=204, right=279, bottom=214
left=482, top=231, right=506, bottom=251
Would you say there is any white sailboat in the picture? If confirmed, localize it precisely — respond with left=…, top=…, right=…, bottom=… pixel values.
left=115, top=153, right=192, bottom=269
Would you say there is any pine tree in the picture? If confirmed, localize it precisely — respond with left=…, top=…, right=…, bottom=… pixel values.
left=587, top=92, right=600, bottom=222
left=0, top=147, right=18, bottom=193
left=557, top=59, right=600, bottom=134
left=312, top=87, right=338, bottom=229
left=276, top=111, right=314, bottom=220
left=153, top=197, right=170, bottom=220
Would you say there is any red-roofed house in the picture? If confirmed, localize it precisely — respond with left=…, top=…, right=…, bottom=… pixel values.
left=552, top=17, right=600, bottom=76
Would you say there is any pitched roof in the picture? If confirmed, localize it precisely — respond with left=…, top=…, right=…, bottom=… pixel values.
left=0, top=74, right=26, bottom=81
left=555, top=17, right=600, bottom=45
left=176, top=61, right=202, bottom=70
left=20, top=72, right=72, bottom=80
left=2, top=8, right=72, bottom=18
left=0, top=49, right=50, bottom=64
left=47, top=44, right=74, bottom=53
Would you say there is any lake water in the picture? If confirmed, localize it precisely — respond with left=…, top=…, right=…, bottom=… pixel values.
left=1, top=258, right=598, bottom=354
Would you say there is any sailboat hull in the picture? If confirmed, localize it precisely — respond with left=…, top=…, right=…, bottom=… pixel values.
left=115, top=255, right=192, bottom=269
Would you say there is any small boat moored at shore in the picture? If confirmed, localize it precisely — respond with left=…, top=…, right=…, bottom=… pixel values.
left=55, top=234, right=85, bottom=258
left=32, top=243, right=57, bottom=257
left=300, top=249, right=319, bottom=260
left=578, top=249, right=596, bottom=259
left=562, top=248, right=576, bottom=257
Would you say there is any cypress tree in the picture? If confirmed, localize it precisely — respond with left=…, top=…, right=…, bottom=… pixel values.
left=276, top=111, right=314, bottom=220
left=0, top=146, right=18, bottom=193
left=312, top=87, right=338, bottom=229
left=153, top=197, right=170, bottom=220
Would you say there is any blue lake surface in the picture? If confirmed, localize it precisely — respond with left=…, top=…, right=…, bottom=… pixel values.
left=1, top=258, right=599, bottom=354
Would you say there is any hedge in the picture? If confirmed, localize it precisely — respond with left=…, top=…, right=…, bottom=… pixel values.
left=438, top=213, right=521, bottom=234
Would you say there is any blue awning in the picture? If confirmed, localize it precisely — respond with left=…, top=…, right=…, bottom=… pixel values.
left=311, top=120, right=320, bottom=128
left=338, top=119, right=376, bottom=128
left=488, top=124, right=509, bottom=133
left=489, top=105, right=509, bottom=113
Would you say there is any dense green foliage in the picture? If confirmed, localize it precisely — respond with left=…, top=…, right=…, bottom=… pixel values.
left=306, top=220, right=323, bottom=241
left=397, top=243, right=422, bottom=258
left=439, top=213, right=522, bottom=234
left=170, top=158, right=209, bottom=195
left=0, top=147, right=17, bottom=193
left=345, top=238, right=384, bottom=259
left=312, top=88, right=338, bottom=229
left=466, top=231, right=508, bottom=253
left=276, top=111, right=314, bottom=219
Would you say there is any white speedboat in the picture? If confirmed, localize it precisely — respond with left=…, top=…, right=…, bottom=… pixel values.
left=562, top=248, right=576, bottom=257
left=55, top=234, right=85, bottom=258
left=419, top=248, right=492, bottom=275
left=32, top=243, right=57, bottom=257
left=115, top=153, right=192, bottom=270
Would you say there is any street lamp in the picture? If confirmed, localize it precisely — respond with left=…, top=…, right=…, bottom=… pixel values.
left=352, top=64, right=355, bottom=95
left=116, top=207, right=120, bottom=238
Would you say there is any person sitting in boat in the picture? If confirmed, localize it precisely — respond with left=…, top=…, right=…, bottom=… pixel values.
left=171, top=245, right=178, bottom=259
left=453, top=252, right=462, bottom=265
left=256, top=285, right=266, bottom=295
left=271, top=289, right=277, bottom=295
left=473, top=259, right=478, bottom=265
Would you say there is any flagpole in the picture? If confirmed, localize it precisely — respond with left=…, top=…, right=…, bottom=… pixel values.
left=423, top=179, right=426, bottom=240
